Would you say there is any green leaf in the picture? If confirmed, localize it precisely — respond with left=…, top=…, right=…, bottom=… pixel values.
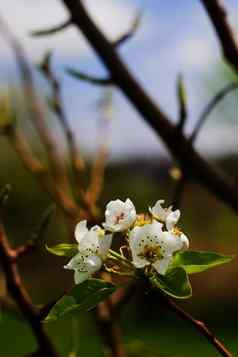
left=45, top=279, right=117, bottom=322
left=172, top=251, right=234, bottom=274
left=150, top=267, right=192, bottom=299
left=46, top=243, right=78, bottom=257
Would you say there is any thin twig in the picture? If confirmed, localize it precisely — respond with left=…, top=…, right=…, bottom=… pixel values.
left=172, top=81, right=238, bottom=208
left=190, top=81, right=238, bottom=142
left=30, top=19, right=72, bottom=37
left=114, top=12, right=142, bottom=47
left=163, top=296, right=232, bottom=357
left=66, top=68, right=113, bottom=86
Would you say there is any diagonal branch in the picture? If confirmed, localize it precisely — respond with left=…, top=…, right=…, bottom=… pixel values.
left=200, top=0, right=238, bottom=72
left=61, top=0, right=238, bottom=213
left=163, top=296, right=232, bottom=357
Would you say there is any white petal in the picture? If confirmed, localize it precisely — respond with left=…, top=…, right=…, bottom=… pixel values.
left=132, top=255, right=149, bottom=268
left=160, top=232, right=184, bottom=255
left=99, top=234, right=112, bottom=259
left=180, top=233, right=189, bottom=250
left=79, top=231, right=100, bottom=255
left=103, top=222, right=120, bottom=232
left=125, top=198, right=135, bottom=210
left=149, top=200, right=169, bottom=221
left=75, top=220, right=88, bottom=244
left=64, top=253, right=85, bottom=271
left=129, top=222, right=164, bottom=268
left=74, top=270, right=90, bottom=284
left=166, top=210, right=181, bottom=231
left=152, top=256, right=172, bottom=275
left=85, top=255, right=102, bottom=274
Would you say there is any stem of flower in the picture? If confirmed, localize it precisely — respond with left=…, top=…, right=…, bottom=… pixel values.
left=109, top=249, right=134, bottom=267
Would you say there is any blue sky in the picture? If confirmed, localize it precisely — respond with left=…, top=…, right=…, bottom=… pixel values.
left=1, top=0, right=238, bottom=159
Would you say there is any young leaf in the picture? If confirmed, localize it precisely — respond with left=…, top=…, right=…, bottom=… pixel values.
left=150, top=267, right=192, bottom=299
left=172, top=251, right=234, bottom=274
left=46, top=243, right=78, bottom=257
left=45, top=279, right=117, bottom=322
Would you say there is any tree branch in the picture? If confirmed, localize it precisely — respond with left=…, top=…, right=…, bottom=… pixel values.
left=0, top=217, right=58, bottom=356
left=39, top=53, right=85, bottom=196
left=30, top=19, right=72, bottom=37
left=172, top=81, right=238, bottom=208
left=163, top=296, right=232, bottom=357
left=190, top=81, right=238, bottom=142
left=0, top=15, right=77, bottom=213
left=113, top=12, right=142, bottom=48
left=61, top=0, right=238, bottom=214
left=66, top=68, right=113, bottom=86
left=200, top=0, right=238, bottom=72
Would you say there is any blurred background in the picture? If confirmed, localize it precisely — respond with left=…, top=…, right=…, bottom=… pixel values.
left=0, top=0, right=238, bottom=356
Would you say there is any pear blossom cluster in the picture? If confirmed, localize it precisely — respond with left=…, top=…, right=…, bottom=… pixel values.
left=64, top=199, right=189, bottom=284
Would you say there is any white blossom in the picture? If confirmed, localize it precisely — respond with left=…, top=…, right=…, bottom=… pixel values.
left=64, top=220, right=112, bottom=284
left=149, top=200, right=180, bottom=231
left=103, top=198, right=136, bottom=232
left=129, top=221, right=188, bottom=275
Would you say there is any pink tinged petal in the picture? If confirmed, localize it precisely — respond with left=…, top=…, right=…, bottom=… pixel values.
left=75, top=220, right=88, bottom=244
left=166, top=210, right=181, bottom=231
left=74, top=271, right=90, bottom=284
left=104, top=198, right=136, bottom=232
left=152, top=256, right=172, bottom=275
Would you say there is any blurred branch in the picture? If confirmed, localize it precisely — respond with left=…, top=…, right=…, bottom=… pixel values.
left=0, top=216, right=58, bottom=356
left=0, top=14, right=83, bottom=222
left=0, top=15, right=78, bottom=216
left=163, top=296, right=232, bottom=357
left=190, top=81, right=238, bottom=142
left=13, top=205, right=55, bottom=260
left=61, top=0, right=238, bottom=214
left=30, top=19, right=72, bottom=37
left=85, top=90, right=113, bottom=210
left=201, top=0, right=238, bottom=72
left=66, top=68, right=113, bottom=86
left=0, top=297, right=23, bottom=319
left=6, top=124, right=79, bottom=219
left=113, top=12, right=142, bottom=47
left=39, top=53, right=85, bottom=195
